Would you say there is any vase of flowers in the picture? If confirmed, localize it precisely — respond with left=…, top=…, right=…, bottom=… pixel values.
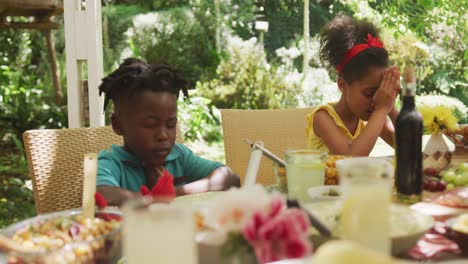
left=199, top=185, right=313, bottom=264
left=419, top=105, right=459, bottom=176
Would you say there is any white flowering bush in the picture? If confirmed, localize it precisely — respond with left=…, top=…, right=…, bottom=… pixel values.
left=197, top=35, right=299, bottom=109
left=177, top=93, right=222, bottom=143
left=275, top=37, right=340, bottom=108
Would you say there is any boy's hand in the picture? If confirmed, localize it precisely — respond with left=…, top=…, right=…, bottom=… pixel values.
left=373, top=67, right=400, bottom=114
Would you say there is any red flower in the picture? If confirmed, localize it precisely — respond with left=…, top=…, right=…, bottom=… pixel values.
left=242, top=197, right=313, bottom=263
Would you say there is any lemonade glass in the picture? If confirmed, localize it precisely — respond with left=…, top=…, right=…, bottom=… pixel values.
left=336, top=157, right=394, bottom=254
left=285, top=150, right=326, bottom=201
left=123, top=198, right=197, bottom=263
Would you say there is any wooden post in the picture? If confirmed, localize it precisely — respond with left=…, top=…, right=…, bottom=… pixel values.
left=64, top=0, right=104, bottom=128
left=214, top=0, right=220, bottom=53
left=303, top=0, right=309, bottom=75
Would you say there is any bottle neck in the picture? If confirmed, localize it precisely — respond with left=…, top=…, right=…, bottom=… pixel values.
left=401, top=96, right=416, bottom=109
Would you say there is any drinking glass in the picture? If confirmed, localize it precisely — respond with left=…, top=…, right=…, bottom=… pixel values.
left=336, top=157, right=394, bottom=254
left=273, top=163, right=287, bottom=193
left=122, top=197, right=197, bottom=264
left=285, top=150, right=326, bottom=201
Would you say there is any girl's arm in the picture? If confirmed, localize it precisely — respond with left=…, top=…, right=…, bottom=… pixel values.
left=315, top=68, right=399, bottom=156
left=379, top=106, right=399, bottom=147
left=176, top=166, right=241, bottom=196
left=314, top=108, right=388, bottom=156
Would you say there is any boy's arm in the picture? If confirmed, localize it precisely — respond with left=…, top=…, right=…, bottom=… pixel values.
left=176, top=166, right=240, bottom=196
left=97, top=185, right=139, bottom=206
left=97, top=153, right=140, bottom=206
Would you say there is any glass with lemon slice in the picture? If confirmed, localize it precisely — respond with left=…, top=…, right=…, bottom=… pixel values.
left=285, top=150, right=326, bottom=201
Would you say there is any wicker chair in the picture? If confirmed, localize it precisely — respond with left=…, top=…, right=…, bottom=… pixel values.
left=23, top=125, right=184, bottom=214
left=221, top=108, right=314, bottom=186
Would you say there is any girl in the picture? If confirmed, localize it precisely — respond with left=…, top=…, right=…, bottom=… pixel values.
left=307, top=14, right=400, bottom=156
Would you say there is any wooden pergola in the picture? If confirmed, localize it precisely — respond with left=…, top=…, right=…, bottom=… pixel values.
left=0, top=0, right=105, bottom=128
left=0, top=0, right=63, bottom=103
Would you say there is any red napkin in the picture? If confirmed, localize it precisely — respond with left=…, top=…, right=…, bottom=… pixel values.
left=140, top=169, right=176, bottom=200
left=94, top=192, right=121, bottom=221
left=95, top=192, right=108, bottom=209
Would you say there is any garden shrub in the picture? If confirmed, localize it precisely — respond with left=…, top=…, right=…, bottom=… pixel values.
left=197, top=35, right=299, bottom=110
left=123, top=7, right=219, bottom=85
left=178, top=95, right=222, bottom=143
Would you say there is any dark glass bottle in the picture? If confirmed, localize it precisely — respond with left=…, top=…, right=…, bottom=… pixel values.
left=395, top=69, right=423, bottom=204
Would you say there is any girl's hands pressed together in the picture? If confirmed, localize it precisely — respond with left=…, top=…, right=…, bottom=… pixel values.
left=373, top=67, right=400, bottom=115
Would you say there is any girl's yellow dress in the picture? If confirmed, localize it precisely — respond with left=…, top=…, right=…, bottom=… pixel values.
left=306, top=103, right=365, bottom=153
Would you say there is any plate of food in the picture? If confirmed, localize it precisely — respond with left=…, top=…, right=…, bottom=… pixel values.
left=302, top=201, right=434, bottom=256
left=307, top=185, right=341, bottom=202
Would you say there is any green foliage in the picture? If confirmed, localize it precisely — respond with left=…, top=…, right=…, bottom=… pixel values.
left=0, top=64, right=67, bottom=140
left=178, top=96, right=222, bottom=143
left=0, top=27, right=64, bottom=228
left=263, top=0, right=351, bottom=59
left=189, top=0, right=256, bottom=40
left=0, top=177, right=35, bottom=228
left=197, top=36, right=299, bottom=109
left=0, top=135, right=35, bottom=228
left=220, top=232, right=255, bottom=263
left=367, top=0, right=468, bottom=105
left=102, top=4, right=147, bottom=72
left=126, top=7, right=219, bottom=85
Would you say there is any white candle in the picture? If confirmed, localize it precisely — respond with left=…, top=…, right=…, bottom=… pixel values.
left=244, top=147, right=263, bottom=186
left=123, top=201, right=197, bottom=264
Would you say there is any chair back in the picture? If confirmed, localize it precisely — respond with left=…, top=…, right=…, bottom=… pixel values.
left=23, top=125, right=184, bottom=214
left=221, top=108, right=314, bottom=186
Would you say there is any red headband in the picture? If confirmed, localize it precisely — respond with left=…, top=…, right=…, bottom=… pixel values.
left=336, top=33, right=385, bottom=74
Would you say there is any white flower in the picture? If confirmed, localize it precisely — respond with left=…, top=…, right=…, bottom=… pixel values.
left=203, top=185, right=274, bottom=232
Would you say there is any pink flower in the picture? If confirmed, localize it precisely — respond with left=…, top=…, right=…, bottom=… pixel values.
left=284, top=238, right=310, bottom=259
left=242, top=198, right=313, bottom=263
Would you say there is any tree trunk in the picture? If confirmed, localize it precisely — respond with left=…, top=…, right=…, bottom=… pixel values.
left=44, top=29, right=63, bottom=104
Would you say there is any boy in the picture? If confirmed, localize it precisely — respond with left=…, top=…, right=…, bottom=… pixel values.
left=97, top=58, right=240, bottom=206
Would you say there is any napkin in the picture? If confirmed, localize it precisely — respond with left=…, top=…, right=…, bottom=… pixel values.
left=140, top=169, right=176, bottom=199
left=406, top=221, right=461, bottom=261
left=94, top=192, right=121, bottom=221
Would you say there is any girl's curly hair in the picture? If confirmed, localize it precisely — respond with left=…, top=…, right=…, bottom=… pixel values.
left=319, top=13, right=388, bottom=83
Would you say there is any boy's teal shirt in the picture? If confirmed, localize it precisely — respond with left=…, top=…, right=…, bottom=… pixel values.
left=97, top=143, right=224, bottom=192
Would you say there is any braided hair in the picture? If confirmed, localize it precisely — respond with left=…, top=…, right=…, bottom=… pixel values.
left=99, top=58, right=189, bottom=111
left=319, top=13, right=388, bottom=84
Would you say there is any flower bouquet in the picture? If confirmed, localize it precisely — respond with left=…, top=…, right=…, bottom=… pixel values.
left=418, top=105, right=459, bottom=175
left=201, top=185, right=313, bottom=263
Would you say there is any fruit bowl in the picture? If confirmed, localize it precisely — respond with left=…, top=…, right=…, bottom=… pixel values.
left=0, top=208, right=122, bottom=264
